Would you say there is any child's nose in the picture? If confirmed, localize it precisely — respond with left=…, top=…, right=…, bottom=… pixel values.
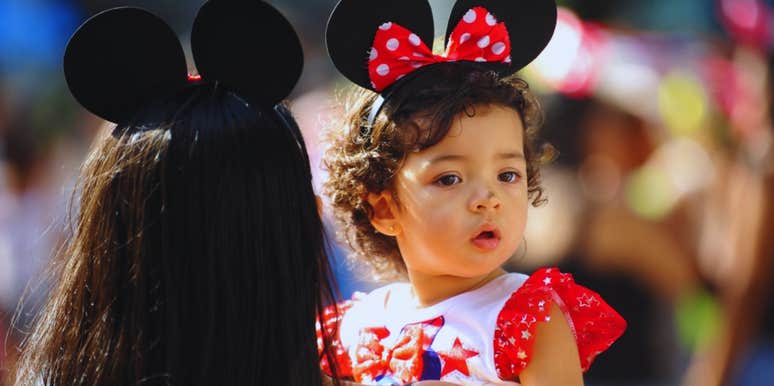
left=469, top=190, right=501, bottom=213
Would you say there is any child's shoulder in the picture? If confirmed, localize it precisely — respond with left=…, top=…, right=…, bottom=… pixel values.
left=493, top=267, right=627, bottom=379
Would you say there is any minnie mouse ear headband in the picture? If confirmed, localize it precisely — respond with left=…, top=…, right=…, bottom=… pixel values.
left=326, top=0, right=557, bottom=124
left=64, top=0, right=303, bottom=126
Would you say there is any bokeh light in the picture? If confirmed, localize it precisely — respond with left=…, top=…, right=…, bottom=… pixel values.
left=625, top=165, right=677, bottom=220
left=719, top=0, right=770, bottom=48
left=528, top=7, right=605, bottom=97
left=658, top=71, right=709, bottom=138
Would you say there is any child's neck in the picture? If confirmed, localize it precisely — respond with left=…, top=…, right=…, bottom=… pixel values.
left=407, top=268, right=507, bottom=307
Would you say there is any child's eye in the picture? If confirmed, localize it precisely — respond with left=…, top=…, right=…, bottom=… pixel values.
left=498, top=171, right=520, bottom=183
left=435, top=174, right=462, bottom=186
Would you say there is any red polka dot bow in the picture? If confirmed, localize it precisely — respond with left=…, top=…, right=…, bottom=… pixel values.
left=368, top=7, right=511, bottom=92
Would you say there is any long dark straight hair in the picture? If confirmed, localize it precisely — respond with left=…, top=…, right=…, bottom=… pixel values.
left=13, top=85, right=338, bottom=385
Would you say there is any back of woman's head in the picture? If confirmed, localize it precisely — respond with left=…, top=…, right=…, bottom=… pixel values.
left=14, top=85, right=333, bottom=385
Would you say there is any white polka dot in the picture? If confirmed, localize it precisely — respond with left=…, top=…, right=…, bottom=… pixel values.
left=504, top=55, right=512, bottom=63
left=397, top=74, right=405, bottom=80
left=412, top=62, right=422, bottom=68
left=477, top=35, right=490, bottom=48
left=399, top=56, right=409, bottom=61
left=413, top=52, right=426, bottom=58
left=386, top=38, right=399, bottom=51
left=475, top=57, right=486, bottom=62
left=463, top=9, right=477, bottom=23
left=369, top=48, right=378, bottom=61
left=371, top=81, right=377, bottom=89
left=409, top=33, right=421, bottom=46
left=486, top=12, right=497, bottom=26
left=492, top=42, right=507, bottom=55
left=379, top=22, right=392, bottom=30
left=460, top=33, right=471, bottom=44
left=376, top=63, right=390, bottom=76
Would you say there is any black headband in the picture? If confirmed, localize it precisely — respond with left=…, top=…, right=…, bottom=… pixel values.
left=64, top=0, right=304, bottom=125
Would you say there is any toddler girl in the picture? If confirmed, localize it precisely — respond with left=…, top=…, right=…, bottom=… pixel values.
left=319, top=0, right=626, bottom=385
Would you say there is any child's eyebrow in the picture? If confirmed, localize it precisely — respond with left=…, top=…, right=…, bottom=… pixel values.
left=428, top=154, right=466, bottom=164
left=498, top=152, right=527, bottom=161
left=427, top=152, right=525, bottom=165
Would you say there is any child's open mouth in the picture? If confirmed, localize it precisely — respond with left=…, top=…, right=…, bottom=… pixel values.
left=471, top=227, right=501, bottom=251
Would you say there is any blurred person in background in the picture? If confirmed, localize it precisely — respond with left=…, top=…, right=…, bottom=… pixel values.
left=511, top=96, right=701, bottom=386
left=505, top=1, right=774, bottom=385
left=680, top=51, right=774, bottom=386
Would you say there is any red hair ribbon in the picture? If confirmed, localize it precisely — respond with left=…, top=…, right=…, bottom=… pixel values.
left=368, top=7, right=511, bottom=92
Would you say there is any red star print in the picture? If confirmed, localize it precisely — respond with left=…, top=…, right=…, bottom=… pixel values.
left=437, top=337, right=479, bottom=377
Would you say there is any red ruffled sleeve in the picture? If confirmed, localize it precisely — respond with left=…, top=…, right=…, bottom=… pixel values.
left=494, top=267, right=626, bottom=380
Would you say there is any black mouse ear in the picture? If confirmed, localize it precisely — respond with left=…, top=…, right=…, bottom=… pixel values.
left=326, top=0, right=434, bottom=91
left=446, top=0, right=556, bottom=75
left=191, top=0, right=303, bottom=108
left=63, top=7, right=188, bottom=123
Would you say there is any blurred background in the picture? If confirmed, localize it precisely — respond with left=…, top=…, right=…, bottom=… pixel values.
left=1, top=0, right=773, bottom=385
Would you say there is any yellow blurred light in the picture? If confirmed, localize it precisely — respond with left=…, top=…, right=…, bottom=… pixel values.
left=625, top=166, right=677, bottom=220
left=658, top=72, right=708, bottom=137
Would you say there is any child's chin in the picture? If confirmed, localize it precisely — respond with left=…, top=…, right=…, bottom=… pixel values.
left=454, top=254, right=509, bottom=273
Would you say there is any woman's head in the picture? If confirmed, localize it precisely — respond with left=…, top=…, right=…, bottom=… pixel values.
left=15, top=85, right=335, bottom=385
left=324, top=64, right=549, bottom=281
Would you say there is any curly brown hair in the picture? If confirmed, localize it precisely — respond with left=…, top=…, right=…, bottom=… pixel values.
left=324, top=63, right=552, bottom=281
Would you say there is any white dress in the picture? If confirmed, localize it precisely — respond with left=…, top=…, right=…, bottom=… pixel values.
left=317, top=268, right=626, bottom=385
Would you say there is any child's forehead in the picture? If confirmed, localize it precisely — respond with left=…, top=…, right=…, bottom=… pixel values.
left=410, top=105, right=525, bottom=155
left=410, top=103, right=522, bottom=134
left=409, top=102, right=521, bottom=124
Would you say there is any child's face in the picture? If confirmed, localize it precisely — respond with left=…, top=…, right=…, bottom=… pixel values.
left=385, top=104, right=528, bottom=279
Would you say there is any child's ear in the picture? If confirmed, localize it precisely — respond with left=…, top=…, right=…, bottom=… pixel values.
left=366, top=191, right=401, bottom=236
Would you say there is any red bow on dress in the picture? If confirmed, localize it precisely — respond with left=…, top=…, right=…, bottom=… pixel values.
left=368, top=7, right=512, bottom=92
